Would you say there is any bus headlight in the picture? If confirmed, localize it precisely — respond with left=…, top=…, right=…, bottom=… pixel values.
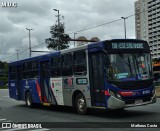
left=116, top=93, right=122, bottom=99
left=109, top=90, right=122, bottom=100
left=109, top=90, right=115, bottom=97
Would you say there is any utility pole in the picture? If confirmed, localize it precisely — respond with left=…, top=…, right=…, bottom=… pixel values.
left=53, top=9, right=60, bottom=50
left=74, top=33, right=77, bottom=47
left=26, top=28, right=33, bottom=57
left=15, top=49, right=19, bottom=60
left=121, top=17, right=128, bottom=39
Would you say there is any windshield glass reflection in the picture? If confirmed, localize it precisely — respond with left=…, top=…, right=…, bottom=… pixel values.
left=105, top=53, right=153, bottom=81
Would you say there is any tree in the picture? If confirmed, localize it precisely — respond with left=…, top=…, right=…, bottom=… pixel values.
left=0, top=61, right=8, bottom=88
left=77, top=36, right=88, bottom=47
left=45, top=22, right=71, bottom=50
left=90, top=37, right=100, bottom=42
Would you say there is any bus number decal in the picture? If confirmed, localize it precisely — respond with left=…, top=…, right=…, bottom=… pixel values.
left=142, top=90, right=150, bottom=95
left=76, top=78, right=87, bottom=85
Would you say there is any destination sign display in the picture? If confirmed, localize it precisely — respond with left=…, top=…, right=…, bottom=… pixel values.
left=103, top=40, right=150, bottom=53
left=111, top=43, right=144, bottom=49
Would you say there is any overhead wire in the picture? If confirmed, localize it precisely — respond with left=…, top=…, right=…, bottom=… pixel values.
left=0, top=9, right=149, bottom=62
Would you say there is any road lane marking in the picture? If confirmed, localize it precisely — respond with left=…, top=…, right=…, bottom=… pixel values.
left=29, top=129, right=50, bottom=131
left=0, top=118, right=7, bottom=121
left=0, top=128, right=50, bottom=131
left=2, top=96, right=9, bottom=98
left=0, top=128, right=23, bottom=131
left=4, top=120, right=12, bottom=122
left=0, top=117, right=12, bottom=122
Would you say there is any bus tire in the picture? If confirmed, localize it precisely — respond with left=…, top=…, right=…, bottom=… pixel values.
left=76, top=93, right=87, bottom=115
left=25, top=92, right=33, bottom=108
left=116, top=108, right=124, bottom=111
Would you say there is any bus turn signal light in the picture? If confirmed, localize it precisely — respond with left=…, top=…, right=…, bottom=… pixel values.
left=104, top=90, right=110, bottom=96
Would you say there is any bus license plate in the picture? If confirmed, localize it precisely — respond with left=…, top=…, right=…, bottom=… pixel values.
left=135, top=99, right=143, bottom=104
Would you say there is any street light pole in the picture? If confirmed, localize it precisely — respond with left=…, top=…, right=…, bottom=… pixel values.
left=53, top=9, right=60, bottom=50
left=121, top=17, right=128, bottom=39
left=26, top=28, right=33, bottom=57
left=15, top=49, right=19, bottom=60
left=74, top=33, right=77, bottom=47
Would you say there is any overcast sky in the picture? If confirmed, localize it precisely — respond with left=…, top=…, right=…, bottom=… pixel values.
left=0, top=0, right=137, bottom=62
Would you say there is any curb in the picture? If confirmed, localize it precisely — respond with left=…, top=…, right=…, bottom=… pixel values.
left=155, top=86, right=160, bottom=98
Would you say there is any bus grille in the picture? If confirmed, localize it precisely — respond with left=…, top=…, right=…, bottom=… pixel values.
left=125, top=96, right=152, bottom=105
left=107, top=79, right=153, bottom=90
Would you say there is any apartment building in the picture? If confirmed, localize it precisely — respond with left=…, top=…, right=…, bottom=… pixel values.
left=135, top=0, right=160, bottom=59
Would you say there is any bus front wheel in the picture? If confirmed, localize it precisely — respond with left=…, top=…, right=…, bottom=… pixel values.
left=76, top=93, right=87, bottom=115
left=25, top=92, right=33, bottom=108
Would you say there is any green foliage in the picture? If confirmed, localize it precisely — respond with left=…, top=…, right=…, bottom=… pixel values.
left=45, top=23, right=71, bottom=50
left=0, top=61, right=8, bottom=88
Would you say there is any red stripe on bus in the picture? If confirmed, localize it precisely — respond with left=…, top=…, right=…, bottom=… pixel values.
left=44, top=96, right=47, bottom=102
left=36, top=80, right=42, bottom=102
left=118, top=91, right=133, bottom=96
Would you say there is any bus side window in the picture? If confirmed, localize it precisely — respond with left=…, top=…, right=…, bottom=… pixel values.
left=73, top=51, right=87, bottom=76
left=103, top=54, right=113, bottom=79
left=23, top=71, right=30, bottom=79
left=51, top=56, right=61, bottom=77
left=62, top=54, right=73, bottom=76
left=9, top=66, right=16, bottom=80
left=23, top=62, right=30, bottom=79
left=103, top=54, right=110, bottom=69
left=30, top=61, right=39, bottom=79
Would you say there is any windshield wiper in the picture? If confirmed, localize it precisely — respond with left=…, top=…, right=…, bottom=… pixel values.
left=119, top=54, right=133, bottom=76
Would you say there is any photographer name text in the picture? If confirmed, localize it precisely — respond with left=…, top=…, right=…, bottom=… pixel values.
left=131, top=124, right=158, bottom=128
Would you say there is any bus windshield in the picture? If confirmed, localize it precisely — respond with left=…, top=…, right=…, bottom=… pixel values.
left=105, top=53, right=153, bottom=81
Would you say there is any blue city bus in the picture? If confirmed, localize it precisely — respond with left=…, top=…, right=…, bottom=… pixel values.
left=8, top=39, right=156, bottom=114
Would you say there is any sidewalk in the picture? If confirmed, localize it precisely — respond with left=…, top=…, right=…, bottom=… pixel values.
left=156, top=86, right=160, bottom=98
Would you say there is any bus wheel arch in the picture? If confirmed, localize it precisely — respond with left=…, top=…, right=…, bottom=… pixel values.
left=72, top=90, right=88, bottom=115
left=25, top=91, right=34, bottom=108
left=72, top=90, right=82, bottom=107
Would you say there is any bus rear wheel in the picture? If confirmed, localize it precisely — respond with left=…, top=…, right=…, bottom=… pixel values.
left=76, top=93, right=87, bottom=115
left=25, top=92, right=33, bottom=108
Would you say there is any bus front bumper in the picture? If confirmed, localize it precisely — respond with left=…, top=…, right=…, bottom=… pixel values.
left=107, top=93, right=157, bottom=109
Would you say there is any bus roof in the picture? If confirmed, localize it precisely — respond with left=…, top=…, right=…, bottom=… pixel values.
left=9, top=39, right=148, bottom=65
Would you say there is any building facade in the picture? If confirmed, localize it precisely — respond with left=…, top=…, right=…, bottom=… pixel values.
left=135, top=0, right=160, bottom=59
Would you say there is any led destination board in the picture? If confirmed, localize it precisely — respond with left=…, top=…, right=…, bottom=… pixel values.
left=112, top=43, right=144, bottom=49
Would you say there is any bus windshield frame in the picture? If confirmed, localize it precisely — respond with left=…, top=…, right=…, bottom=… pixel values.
left=103, top=40, right=152, bottom=82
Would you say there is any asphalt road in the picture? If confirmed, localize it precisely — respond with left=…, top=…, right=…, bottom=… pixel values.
left=0, top=89, right=160, bottom=131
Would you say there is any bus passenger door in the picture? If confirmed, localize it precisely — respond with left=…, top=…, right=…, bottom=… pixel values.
left=40, top=60, right=54, bottom=103
left=89, top=53, right=106, bottom=107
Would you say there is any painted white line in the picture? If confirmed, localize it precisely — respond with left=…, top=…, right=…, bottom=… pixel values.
left=0, top=118, right=7, bottom=121
left=3, top=120, right=12, bottom=122
left=2, top=96, right=9, bottom=98
left=29, top=129, right=50, bottom=131
left=0, top=128, right=23, bottom=131
left=0, top=128, right=50, bottom=131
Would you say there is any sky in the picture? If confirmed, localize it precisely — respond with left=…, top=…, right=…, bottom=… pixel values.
left=0, top=0, right=137, bottom=62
